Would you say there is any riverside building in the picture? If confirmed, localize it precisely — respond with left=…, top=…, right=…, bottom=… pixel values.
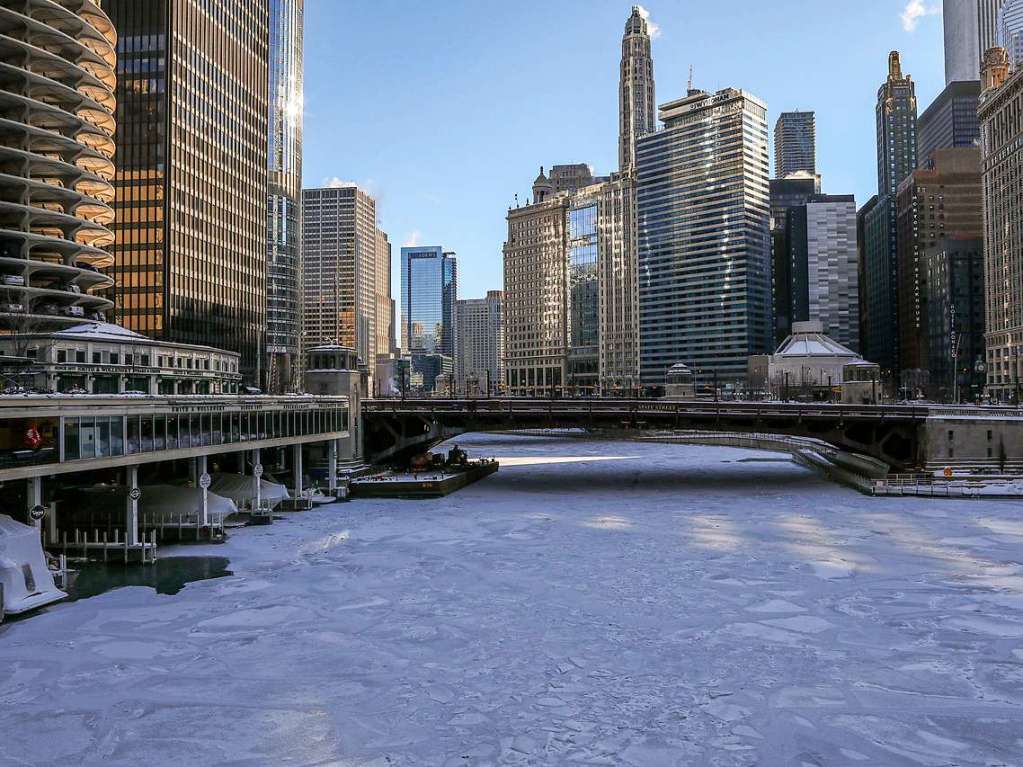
left=979, top=47, right=1023, bottom=400
left=0, top=1, right=117, bottom=332
left=896, top=148, right=983, bottom=389
left=502, top=169, right=638, bottom=396
left=101, top=0, right=269, bottom=385
left=636, top=86, right=772, bottom=385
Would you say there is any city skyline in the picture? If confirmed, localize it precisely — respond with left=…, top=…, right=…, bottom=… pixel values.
left=303, top=1, right=947, bottom=303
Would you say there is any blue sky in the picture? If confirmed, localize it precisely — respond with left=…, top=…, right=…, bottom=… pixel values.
left=303, top=0, right=947, bottom=304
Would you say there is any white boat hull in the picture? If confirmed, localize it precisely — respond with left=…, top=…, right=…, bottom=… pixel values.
left=0, top=515, right=66, bottom=615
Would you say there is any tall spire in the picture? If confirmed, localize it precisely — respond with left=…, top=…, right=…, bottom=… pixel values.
left=888, top=50, right=903, bottom=80
left=619, top=6, right=656, bottom=174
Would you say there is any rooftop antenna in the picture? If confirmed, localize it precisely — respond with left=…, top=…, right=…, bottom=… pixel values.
left=687, top=64, right=693, bottom=92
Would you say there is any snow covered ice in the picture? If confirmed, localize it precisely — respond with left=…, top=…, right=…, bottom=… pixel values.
left=2, top=433, right=1023, bottom=766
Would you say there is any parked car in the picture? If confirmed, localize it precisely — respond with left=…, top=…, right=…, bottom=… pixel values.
left=1, top=275, right=25, bottom=287
left=0, top=303, right=25, bottom=313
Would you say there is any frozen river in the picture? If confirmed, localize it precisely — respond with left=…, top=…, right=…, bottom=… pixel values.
left=2, top=433, right=1023, bottom=766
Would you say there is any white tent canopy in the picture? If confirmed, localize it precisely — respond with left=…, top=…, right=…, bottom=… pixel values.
left=140, top=485, right=239, bottom=524
left=209, top=473, right=290, bottom=510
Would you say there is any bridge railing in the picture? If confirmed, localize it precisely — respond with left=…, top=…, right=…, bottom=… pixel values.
left=363, top=398, right=939, bottom=420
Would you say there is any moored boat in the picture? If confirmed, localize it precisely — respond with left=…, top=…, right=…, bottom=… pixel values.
left=0, top=515, right=66, bottom=616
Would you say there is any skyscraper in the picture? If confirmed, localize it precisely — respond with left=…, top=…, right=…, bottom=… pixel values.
left=636, top=87, right=772, bottom=384
left=774, top=111, right=817, bottom=178
left=455, top=291, right=504, bottom=394
left=302, top=185, right=390, bottom=374
left=770, top=174, right=821, bottom=344
left=944, top=0, right=1005, bottom=83
left=896, top=148, right=983, bottom=387
left=503, top=168, right=638, bottom=396
left=917, top=81, right=981, bottom=170
left=400, top=246, right=457, bottom=357
left=1000, top=0, right=1023, bottom=65
left=374, top=228, right=394, bottom=369
left=0, top=0, right=117, bottom=332
left=593, top=176, right=639, bottom=391
left=504, top=177, right=569, bottom=396
left=102, top=0, right=269, bottom=384
left=266, top=0, right=304, bottom=392
left=979, top=47, right=1023, bottom=400
left=860, top=51, right=917, bottom=375
left=783, top=195, right=860, bottom=352
left=618, top=6, right=655, bottom=174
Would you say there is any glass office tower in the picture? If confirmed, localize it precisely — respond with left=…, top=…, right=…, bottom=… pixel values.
left=566, top=201, right=599, bottom=392
left=266, top=0, right=304, bottom=392
left=102, top=0, right=269, bottom=384
left=636, top=87, right=772, bottom=385
left=400, top=247, right=457, bottom=356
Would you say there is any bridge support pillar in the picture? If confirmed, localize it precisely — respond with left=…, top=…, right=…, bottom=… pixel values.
left=293, top=444, right=303, bottom=497
left=27, top=476, right=43, bottom=530
left=251, top=449, right=262, bottom=510
left=125, top=465, right=139, bottom=547
left=328, top=439, right=338, bottom=494
left=196, top=454, right=209, bottom=527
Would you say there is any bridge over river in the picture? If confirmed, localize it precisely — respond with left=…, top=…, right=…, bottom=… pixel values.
left=363, top=398, right=1023, bottom=473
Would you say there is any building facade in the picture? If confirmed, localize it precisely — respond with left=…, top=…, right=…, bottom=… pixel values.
left=895, top=148, right=983, bottom=384
left=859, top=51, right=918, bottom=377
left=917, top=80, right=981, bottom=170
left=804, top=195, right=860, bottom=351
left=618, top=6, right=655, bottom=174
left=945, top=0, right=1005, bottom=83
left=503, top=186, right=569, bottom=396
left=774, top=111, right=817, bottom=178
left=102, top=0, right=269, bottom=385
left=1000, top=0, right=1023, bottom=65
left=979, top=48, right=1023, bottom=400
left=454, top=291, right=503, bottom=394
left=302, top=186, right=389, bottom=376
left=924, top=238, right=986, bottom=401
left=636, top=87, right=772, bottom=384
left=550, top=164, right=596, bottom=194
left=373, top=228, right=393, bottom=371
left=770, top=174, right=821, bottom=344
left=0, top=0, right=117, bottom=332
left=594, top=176, right=639, bottom=392
left=266, top=0, right=304, bottom=393
left=400, top=246, right=457, bottom=358
left=0, top=322, right=241, bottom=395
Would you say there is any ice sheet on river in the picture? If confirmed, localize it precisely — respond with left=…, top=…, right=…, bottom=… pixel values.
left=1, top=433, right=1022, bottom=765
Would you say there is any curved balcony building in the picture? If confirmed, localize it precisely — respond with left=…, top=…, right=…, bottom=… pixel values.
left=0, top=0, right=116, bottom=331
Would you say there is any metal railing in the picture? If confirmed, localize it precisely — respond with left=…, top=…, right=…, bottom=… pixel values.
left=364, top=397, right=946, bottom=421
